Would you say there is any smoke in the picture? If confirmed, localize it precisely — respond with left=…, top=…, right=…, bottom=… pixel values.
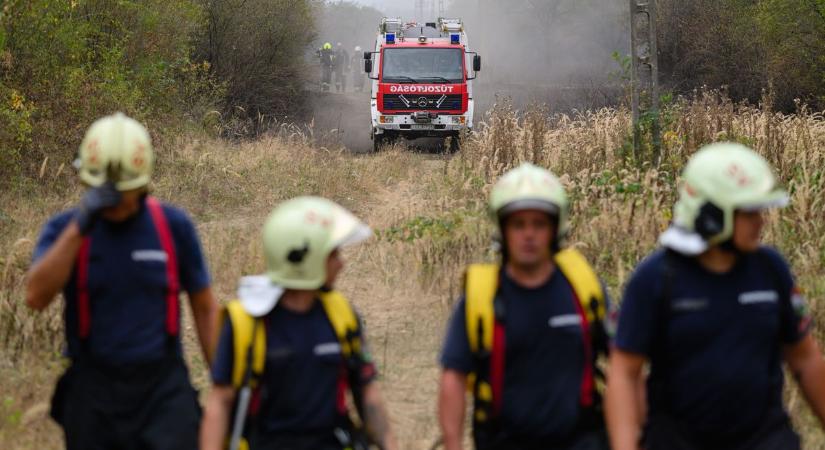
left=370, top=0, right=631, bottom=111
left=306, top=0, right=629, bottom=151
left=456, top=1, right=628, bottom=82
left=314, top=2, right=385, bottom=53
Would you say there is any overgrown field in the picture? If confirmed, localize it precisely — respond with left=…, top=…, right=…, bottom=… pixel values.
left=2, top=93, right=824, bottom=448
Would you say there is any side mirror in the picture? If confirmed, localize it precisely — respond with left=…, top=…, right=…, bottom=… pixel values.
left=364, top=51, right=372, bottom=61
left=473, top=54, right=481, bottom=72
left=365, top=59, right=373, bottom=74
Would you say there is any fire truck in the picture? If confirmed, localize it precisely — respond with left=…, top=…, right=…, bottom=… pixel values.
left=364, top=17, right=481, bottom=152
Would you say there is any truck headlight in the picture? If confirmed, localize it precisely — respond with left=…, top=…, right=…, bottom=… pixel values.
left=379, top=116, right=394, bottom=124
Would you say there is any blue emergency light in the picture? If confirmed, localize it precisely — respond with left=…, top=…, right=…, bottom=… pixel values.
left=450, top=33, right=461, bottom=45
left=386, top=33, right=396, bottom=44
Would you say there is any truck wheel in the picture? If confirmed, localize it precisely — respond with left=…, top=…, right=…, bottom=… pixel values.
left=446, top=135, right=461, bottom=153
left=372, top=131, right=383, bottom=153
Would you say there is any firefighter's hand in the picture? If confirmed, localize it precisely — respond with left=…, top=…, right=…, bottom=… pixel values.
left=74, top=182, right=121, bottom=234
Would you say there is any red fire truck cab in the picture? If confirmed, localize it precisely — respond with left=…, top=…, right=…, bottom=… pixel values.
left=365, top=18, right=481, bottom=152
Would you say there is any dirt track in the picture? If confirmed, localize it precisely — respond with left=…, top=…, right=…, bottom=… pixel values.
left=308, top=90, right=374, bottom=152
left=338, top=159, right=451, bottom=449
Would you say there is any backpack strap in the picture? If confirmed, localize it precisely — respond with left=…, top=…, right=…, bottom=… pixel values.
left=74, top=196, right=180, bottom=341
left=319, top=290, right=361, bottom=357
left=555, top=248, right=607, bottom=408
left=464, top=263, right=504, bottom=423
left=319, top=290, right=362, bottom=416
left=222, top=300, right=267, bottom=389
left=555, top=248, right=605, bottom=323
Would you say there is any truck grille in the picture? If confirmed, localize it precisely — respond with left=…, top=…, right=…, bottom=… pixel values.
left=382, top=94, right=463, bottom=111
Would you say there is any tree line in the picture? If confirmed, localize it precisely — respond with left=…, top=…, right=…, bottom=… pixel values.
left=0, top=0, right=317, bottom=184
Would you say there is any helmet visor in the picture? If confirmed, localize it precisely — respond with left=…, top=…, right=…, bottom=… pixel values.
left=498, top=199, right=560, bottom=218
left=330, top=204, right=373, bottom=249
left=737, top=190, right=789, bottom=212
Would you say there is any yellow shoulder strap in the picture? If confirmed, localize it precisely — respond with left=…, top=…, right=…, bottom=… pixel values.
left=465, top=264, right=499, bottom=354
left=222, top=300, right=267, bottom=388
left=555, top=248, right=605, bottom=323
left=319, top=290, right=360, bottom=357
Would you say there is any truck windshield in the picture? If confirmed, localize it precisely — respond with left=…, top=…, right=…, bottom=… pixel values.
left=381, top=48, right=464, bottom=83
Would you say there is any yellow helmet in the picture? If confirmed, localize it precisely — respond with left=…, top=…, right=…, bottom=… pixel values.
left=323, top=42, right=333, bottom=50
left=77, top=113, right=153, bottom=191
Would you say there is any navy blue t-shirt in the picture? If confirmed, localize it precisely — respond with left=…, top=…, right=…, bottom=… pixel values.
left=32, top=199, right=211, bottom=365
left=440, top=269, right=610, bottom=441
left=211, top=300, right=377, bottom=435
left=615, top=247, right=811, bottom=438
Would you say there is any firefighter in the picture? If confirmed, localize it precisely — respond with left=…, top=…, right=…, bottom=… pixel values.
left=334, top=42, right=349, bottom=92
left=352, top=46, right=365, bottom=93
left=606, top=143, right=825, bottom=450
left=438, top=163, right=611, bottom=450
left=25, top=113, right=218, bottom=450
left=318, top=42, right=334, bottom=92
left=201, top=197, right=398, bottom=450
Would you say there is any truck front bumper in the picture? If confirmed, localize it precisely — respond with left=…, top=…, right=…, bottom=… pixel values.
left=372, top=113, right=470, bottom=134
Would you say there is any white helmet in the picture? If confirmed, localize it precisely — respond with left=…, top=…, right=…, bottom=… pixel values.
left=77, top=112, right=153, bottom=191
left=355, top=46, right=362, bottom=52
left=263, top=196, right=372, bottom=290
left=239, top=196, right=372, bottom=317
left=660, top=142, right=788, bottom=254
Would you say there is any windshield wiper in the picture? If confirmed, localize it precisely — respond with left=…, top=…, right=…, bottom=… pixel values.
left=418, top=76, right=454, bottom=84
left=385, top=76, right=418, bottom=83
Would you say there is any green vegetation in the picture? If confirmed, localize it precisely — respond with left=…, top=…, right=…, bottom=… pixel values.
left=0, top=0, right=209, bottom=182
left=0, top=0, right=317, bottom=190
left=658, top=0, right=825, bottom=111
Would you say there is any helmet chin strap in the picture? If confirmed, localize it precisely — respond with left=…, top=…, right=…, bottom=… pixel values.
left=717, top=238, right=744, bottom=256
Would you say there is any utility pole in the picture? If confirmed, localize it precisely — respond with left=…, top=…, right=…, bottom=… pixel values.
left=414, top=0, right=444, bottom=21
left=630, top=0, right=661, bottom=164
left=415, top=0, right=425, bottom=21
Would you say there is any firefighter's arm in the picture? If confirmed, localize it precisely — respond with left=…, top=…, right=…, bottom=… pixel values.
left=25, top=222, right=84, bottom=311
left=200, top=384, right=236, bottom=450
left=189, top=287, right=219, bottom=365
left=605, top=349, right=646, bottom=450
left=360, top=382, right=398, bottom=450
left=785, top=334, right=825, bottom=429
left=438, top=369, right=466, bottom=450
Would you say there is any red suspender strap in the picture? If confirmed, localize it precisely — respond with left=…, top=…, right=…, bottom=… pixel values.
left=336, top=365, right=349, bottom=414
left=571, top=291, right=595, bottom=407
left=146, top=196, right=181, bottom=336
left=76, top=237, right=93, bottom=339
left=490, top=320, right=506, bottom=415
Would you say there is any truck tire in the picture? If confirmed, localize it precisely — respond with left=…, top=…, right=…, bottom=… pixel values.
left=446, top=134, right=461, bottom=153
left=372, top=130, right=383, bottom=153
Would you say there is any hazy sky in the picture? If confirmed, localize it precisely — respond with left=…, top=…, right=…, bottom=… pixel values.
left=353, top=0, right=431, bottom=19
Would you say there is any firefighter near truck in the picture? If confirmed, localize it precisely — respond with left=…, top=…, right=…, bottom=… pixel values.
left=364, top=18, right=481, bottom=152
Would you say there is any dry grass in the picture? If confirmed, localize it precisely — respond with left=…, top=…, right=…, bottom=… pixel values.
left=394, top=90, right=825, bottom=448
left=0, top=132, right=422, bottom=448
left=1, top=91, right=824, bottom=448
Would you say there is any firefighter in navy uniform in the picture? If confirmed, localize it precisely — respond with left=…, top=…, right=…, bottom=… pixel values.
left=334, top=42, right=349, bottom=92
left=201, top=197, right=398, bottom=450
left=438, top=163, right=611, bottom=450
left=25, top=113, right=218, bottom=450
left=318, top=42, right=334, bottom=92
left=352, top=46, right=365, bottom=93
left=606, top=143, right=825, bottom=450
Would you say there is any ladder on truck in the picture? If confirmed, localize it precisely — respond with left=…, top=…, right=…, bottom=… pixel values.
left=380, top=18, right=404, bottom=36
